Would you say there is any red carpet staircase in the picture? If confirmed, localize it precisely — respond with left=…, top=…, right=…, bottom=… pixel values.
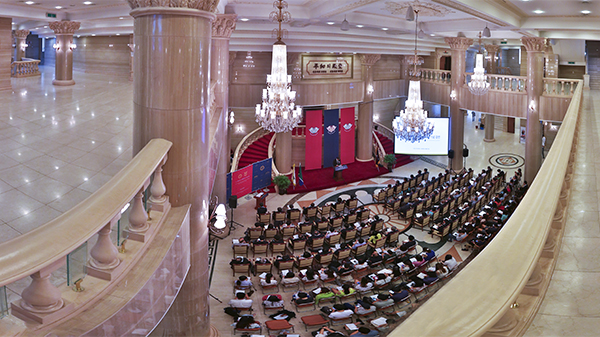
left=374, top=131, right=413, bottom=168
left=237, top=132, right=274, bottom=169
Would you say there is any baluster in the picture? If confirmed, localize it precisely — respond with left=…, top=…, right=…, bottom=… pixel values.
left=149, top=156, right=169, bottom=212
left=20, top=271, right=64, bottom=313
left=128, top=188, right=149, bottom=233
left=570, top=81, right=575, bottom=94
left=89, top=222, right=120, bottom=270
left=561, top=81, right=565, bottom=95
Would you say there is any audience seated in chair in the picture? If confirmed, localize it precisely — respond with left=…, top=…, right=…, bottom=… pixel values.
left=312, top=286, right=336, bottom=305
left=350, top=326, right=380, bottom=337
left=443, top=254, right=458, bottom=271
left=260, top=273, right=279, bottom=287
left=262, top=294, right=284, bottom=309
left=355, top=276, right=374, bottom=293
left=229, top=292, right=253, bottom=308
left=372, top=293, right=394, bottom=309
left=328, top=304, right=354, bottom=320
left=292, top=291, right=314, bottom=305
left=235, top=275, right=253, bottom=289
left=281, top=271, right=300, bottom=285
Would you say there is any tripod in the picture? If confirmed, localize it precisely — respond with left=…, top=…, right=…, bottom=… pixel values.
left=229, top=207, right=243, bottom=231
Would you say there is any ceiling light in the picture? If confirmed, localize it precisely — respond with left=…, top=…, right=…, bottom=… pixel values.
left=581, top=10, right=591, bottom=15
left=341, top=15, right=350, bottom=31
left=116, top=33, right=120, bottom=35
left=327, top=22, right=335, bottom=25
left=241, top=18, right=249, bottom=21
left=55, top=5, right=62, bottom=9
left=382, top=27, right=389, bottom=31
left=92, top=34, right=96, bottom=36
left=356, top=24, right=363, bottom=28
left=406, top=5, right=415, bottom=21
left=25, top=1, right=34, bottom=4
left=83, top=1, right=93, bottom=5
left=417, top=29, right=425, bottom=39
left=119, top=17, right=124, bottom=19
left=482, top=25, right=491, bottom=38
left=44, top=25, right=48, bottom=28
left=430, top=33, right=435, bottom=37
left=533, top=9, right=544, bottom=14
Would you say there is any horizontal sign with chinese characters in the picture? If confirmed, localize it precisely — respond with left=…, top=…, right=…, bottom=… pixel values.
left=302, top=54, right=353, bottom=80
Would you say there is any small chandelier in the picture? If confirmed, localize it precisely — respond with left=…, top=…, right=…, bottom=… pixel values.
left=255, top=0, right=302, bottom=133
left=243, top=51, right=255, bottom=68
left=468, top=31, right=490, bottom=96
left=393, top=7, right=433, bottom=143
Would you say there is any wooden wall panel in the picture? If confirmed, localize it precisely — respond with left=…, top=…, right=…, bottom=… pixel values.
left=420, top=82, right=451, bottom=106
left=374, top=79, right=406, bottom=99
left=0, top=18, right=12, bottom=91
left=72, top=36, right=130, bottom=77
left=373, top=54, right=401, bottom=80
left=558, top=65, right=585, bottom=79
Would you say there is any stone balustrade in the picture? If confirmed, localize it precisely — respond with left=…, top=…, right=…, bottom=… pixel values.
left=11, top=60, right=41, bottom=78
left=419, top=69, right=451, bottom=84
left=544, top=78, right=578, bottom=96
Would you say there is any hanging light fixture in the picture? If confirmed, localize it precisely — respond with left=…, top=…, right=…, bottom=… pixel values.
left=468, top=31, right=490, bottom=96
left=393, top=7, right=434, bottom=143
left=341, top=15, right=350, bottom=31
left=243, top=51, right=255, bottom=68
left=255, top=0, right=302, bottom=133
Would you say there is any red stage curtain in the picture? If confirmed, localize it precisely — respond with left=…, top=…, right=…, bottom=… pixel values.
left=340, top=107, right=355, bottom=165
left=305, top=109, right=323, bottom=170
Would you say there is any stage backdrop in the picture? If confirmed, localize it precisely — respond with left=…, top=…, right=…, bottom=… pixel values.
left=339, top=107, right=355, bottom=165
left=227, top=158, right=272, bottom=199
left=305, top=109, right=323, bottom=170
left=323, top=109, right=340, bottom=168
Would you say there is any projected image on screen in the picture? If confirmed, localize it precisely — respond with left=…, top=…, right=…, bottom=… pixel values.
left=394, top=118, right=449, bottom=155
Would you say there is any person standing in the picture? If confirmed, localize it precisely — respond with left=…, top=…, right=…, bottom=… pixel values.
left=541, top=135, right=546, bottom=159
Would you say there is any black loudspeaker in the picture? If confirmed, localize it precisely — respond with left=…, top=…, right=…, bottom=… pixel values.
left=448, top=149, right=454, bottom=159
left=463, top=148, right=469, bottom=158
left=228, top=195, right=238, bottom=209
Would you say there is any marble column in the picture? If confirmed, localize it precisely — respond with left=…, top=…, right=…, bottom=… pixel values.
left=0, top=18, right=13, bottom=91
left=357, top=54, right=380, bottom=162
left=445, top=37, right=473, bottom=172
left=128, top=34, right=133, bottom=81
left=275, top=131, right=292, bottom=174
left=522, top=37, right=547, bottom=184
left=484, top=114, right=495, bottom=142
left=485, top=44, right=500, bottom=74
left=210, top=14, right=236, bottom=205
left=49, top=21, right=80, bottom=86
left=14, top=29, right=29, bottom=61
left=128, top=1, right=217, bottom=336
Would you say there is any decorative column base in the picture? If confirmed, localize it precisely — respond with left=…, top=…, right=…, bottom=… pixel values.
left=87, top=259, right=126, bottom=282
left=52, top=79, right=76, bottom=86
left=150, top=196, right=171, bottom=213
left=11, top=300, right=75, bottom=324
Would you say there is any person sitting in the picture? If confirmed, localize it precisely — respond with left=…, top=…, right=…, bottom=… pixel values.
left=434, top=262, right=449, bottom=278
left=421, top=248, right=436, bottom=262
left=399, top=235, right=417, bottom=252
left=452, top=229, right=468, bottom=242
left=355, top=276, right=374, bottom=293
left=335, top=261, right=354, bottom=275
left=260, top=273, right=278, bottom=287
left=350, top=326, right=380, bottom=337
left=313, top=287, right=335, bottom=305
left=262, top=294, right=284, bottom=309
left=229, top=292, right=253, bottom=308
left=281, top=271, right=300, bottom=285
left=292, top=291, right=313, bottom=305
left=273, top=254, right=293, bottom=268
left=333, top=283, right=355, bottom=298
left=315, top=326, right=344, bottom=337
left=367, top=251, right=383, bottom=267
left=328, top=304, right=353, bottom=320
left=235, top=275, right=253, bottom=288
left=390, top=284, right=410, bottom=303
left=368, top=232, right=382, bottom=245
left=372, top=293, right=394, bottom=309
left=319, top=268, right=337, bottom=281
left=234, top=315, right=260, bottom=330
left=353, top=297, right=377, bottom=315
left=422, top=270, right=438, bottom=285
left=373, top=272, right=392, bottom=287
left=300, top=268, right=318, bottom=283
left=257, top=203, right=267, bottom=215
left=352, top=238, right=367, bottom=250
left=270, top=233, right=284, bottom=244
left=412, top=255, right=426, bottom=268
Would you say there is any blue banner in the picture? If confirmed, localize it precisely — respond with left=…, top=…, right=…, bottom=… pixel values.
left=252, top=158, right=272, bottom=191
left=323, top=109, right=340, bottom=168
left=226, top=172, right=232, bottom=200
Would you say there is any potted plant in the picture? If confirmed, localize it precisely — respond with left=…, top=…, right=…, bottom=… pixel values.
left=273, top=175, right=291, bottom=195
left=383, top=154, right=397, bottom=171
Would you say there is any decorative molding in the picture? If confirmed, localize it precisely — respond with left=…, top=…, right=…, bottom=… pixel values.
left=360, top=54, right=381, bottom=67
left=127, top=0, right=219, bottom=12
left=444, top=37, right=473, bottom=51
left=384, top=0, right=453, bottom=17
left=48, top=21, right=81, bottom=35
left=212, top=14, right=237, bottom=39
left=14, top=29, right=29, bottom=39
left=432, top=0, right=512, bottom=27
left=318, top=0, right=380, bottom=19
left=521, top=37, right=547, bottom=53
left=485, top=44, right=501, bottom=55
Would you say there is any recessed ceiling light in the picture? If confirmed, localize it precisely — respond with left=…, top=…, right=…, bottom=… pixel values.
left=44, top=25, right=48, bottom=28
left=25, top=1, right=34, bottom=4
left=55, top=5, right=62, bottom=9
left=116, top=33, right=120, bottom=35
left=581, top=10, right=591, bottom=15
left=356, top=24, right=363, bottom=28
left=83, top=1, right=93, bottom=5
left=381, top=27, right=389, bottom=31
left=240, top=18, right=249, bottom=22
left=77, top=35, right=80, bottom=37
left=533, top=9, right=544, bottom=14
left=327, top=22, right=335, bottom=25
left=119, top=17, right=124, bottom=19
left=92, top=34, right=96, bottom=36
left=430, top=33, right=435, bottom=36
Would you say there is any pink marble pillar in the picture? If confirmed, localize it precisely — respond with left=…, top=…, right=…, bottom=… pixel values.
left=14, top=29, right=29, bottom=61
left=128, top=1, right=217, bottom=336
left=357, top=54, right=380, bottom=161
left=48, top=21, right=80, bottom=86
left=445, top=37, right=473, bottom=172
left=522, top=37, right=547, bottom=184
left=210, top=14, right=236, bottom=204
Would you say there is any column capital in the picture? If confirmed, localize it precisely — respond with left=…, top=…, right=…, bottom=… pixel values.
left=521, top=36, right=547, bottom=52
left=212, top=14, right=237, bottom=39
left=14, top=29, right=29, bottom=39
left=128, top=0, right=219, bottom=12
left=444, top=37, right=473, bottom=51
left=49, top=21, right=81, bottom=35
left=485, top=44, right=501, bottom=55
left=360, top=54, right=381, bottom=67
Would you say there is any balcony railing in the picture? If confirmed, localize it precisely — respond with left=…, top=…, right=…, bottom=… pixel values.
left=11, top=59, right=41, bottom=78
left=419, top=69, right=451, bottom=84
left=544, top=78, right=578, bottom=96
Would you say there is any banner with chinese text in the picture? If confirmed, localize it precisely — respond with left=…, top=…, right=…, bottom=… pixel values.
left=302, top=54, right=353, bottom=80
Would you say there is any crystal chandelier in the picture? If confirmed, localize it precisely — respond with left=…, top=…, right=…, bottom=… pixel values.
left=393, top=7, right=433, bottom=143
left=255, top=0, right=302, bottom=133
left=468, top=32, right=490, bottom=95
left=243, top=51, right=255, bottom=68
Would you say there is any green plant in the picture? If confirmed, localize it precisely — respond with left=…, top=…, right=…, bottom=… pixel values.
left=273, top=175, right=291, bottom=190
left=383, top=154, right=397, bottom=166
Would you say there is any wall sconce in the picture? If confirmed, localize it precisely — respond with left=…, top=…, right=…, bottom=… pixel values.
left=53, top=43, right=59, bottom=51
left=69, top=43, right=77, bottom=50
left=228, top=111, right=235, bottom=126
left=367, top=84, right=374, bottom=95
left=236, top=124, right=244, bottom=133
left=528, top=100, right=536, bottom=113
left=20, top=42, right=28, bottom=51
left=450, top=90, right=457, bottom=100
left=373, top=114, right=379, bottom=121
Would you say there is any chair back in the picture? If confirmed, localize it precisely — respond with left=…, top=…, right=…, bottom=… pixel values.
left=320, top=204, right=332, bottom=217
left=432, top=208, right=440, bottom=221
left=299, top=223, right=312, bottom=234
left=422, top=215, right=431, bottom=228
left=271, top=242, right=286, bottom=255
left=424, top=198, right=432, bottom=209
left=335, top=248, right=351, bottom=260
left=252, top=243, right=269, bottom=256
left=387, top=231, right=400, bottom=245
left=274, top=212, right=286, bottom=222
left=418, top=188, right=425, bottom=198
left=264, top=228, right=278, bottom=239
left=317, top=253, right=333, bottom=266
left=334, top=202, right=345, bottom=214
left=289, top=209, right=301, bottom=221
left=277, top=260, right=294, bottom=270
left=326, top=233, right=341, bottom=246
left=309, top=237, right=324, bottom=249
left=359, top=208, right=371, bottom=221
left=353, top=244, right=368, bottom=257
left=316, top=220, right=329, bottom=231
left=297, top=257, right=314, bottom=269
left=258, top=213, right=271, bottom=224
left=290, top=239, right=306, bottom=251
left=343, top=228, right=356, bottom=242
left=405, top=207, right=414, bottom=219
left=331, top=217, right=343, bottom=229
left=255, top=262, right=273, bottom=274
left=233, top=244, right=249, bottom=257
left=358, top=226, right=371, bottom=238
left=415, top=202, right=423, bottom=213
left=306, top=207, right=317, bottom=219
left=347, top=199, right=358, bottom=211
left=281, top=226, right=296, bottom=237
left=345, top=213, right=357, bottom=224
left=233, top=263, right=251, bottom=276
left=248, top=227, right=264, bottom=240
left=373, top=220, right=383, bottom=233
left=374, top=237, right=385, bottom=249
left=426, top=183, right=433, bottom=193
left=374, top=190, right=386, bottom=202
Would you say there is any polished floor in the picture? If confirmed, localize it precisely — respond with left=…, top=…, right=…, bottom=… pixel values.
left=1, top=65, right=585, bottom=335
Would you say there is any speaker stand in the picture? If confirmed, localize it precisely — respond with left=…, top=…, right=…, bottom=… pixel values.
left=229, top=208, right=243, bottom=231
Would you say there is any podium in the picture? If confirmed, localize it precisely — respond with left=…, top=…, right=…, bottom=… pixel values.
left=333, top=165, right=348, bottom=181
left=254, top=192, right=268, bottom=209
